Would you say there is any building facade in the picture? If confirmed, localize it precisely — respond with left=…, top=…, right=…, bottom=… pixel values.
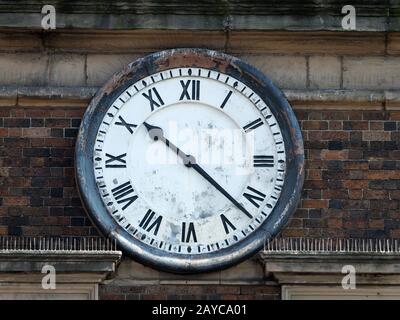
left=0, top=1, right=400, bottom=299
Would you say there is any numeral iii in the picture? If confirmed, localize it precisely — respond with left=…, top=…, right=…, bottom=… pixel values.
left=253, top=155, right=274, bottom=168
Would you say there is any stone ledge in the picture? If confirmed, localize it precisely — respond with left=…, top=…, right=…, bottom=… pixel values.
left=260, top=252, right=400, bottom=285
left=0, top=30, right=394, bottom=55
left=0, top=0, right=396, bottom=31
left=260, top=237, right=400, bottom=286
left=0, top=86, right=398, bottom=110
left=0, top=250, right=122, bottom=274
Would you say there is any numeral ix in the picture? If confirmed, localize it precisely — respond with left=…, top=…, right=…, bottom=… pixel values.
left=106, top=153, right=126, bottom=168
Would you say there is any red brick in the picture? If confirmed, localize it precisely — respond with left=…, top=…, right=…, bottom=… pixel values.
left=23, top=127, right=51, bottom=137
left=363, top=190, right=388, bottom=199
left=302, top=120, right=328, bottom=130
left=363, top=131, right=391, bottom=141
left=302, top=199, right=328, bottom=209
left=342, top=180, right=369, bottom=189
left=327, top=218, right=342, bottom=228
left=3, top=197, right=29, bottom=206
left=307, top=169, right=322, bottom=179
left=370, top=121, right=383, bottom=130
left=321, top=131, right=349, bottom=140
left=0, top=128, right=8, bottom=137
left=369, top=219, right=384, bottom=228
left=321, top=150, right=348, bottom=160
left=349, top=189, right=363, bottom=199
left=329, top=121, right=343, bottom=130
left=390, top=191, right=400, bottom=200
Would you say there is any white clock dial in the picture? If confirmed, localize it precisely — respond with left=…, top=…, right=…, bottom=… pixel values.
left=92, top=67, right=286, bottom=255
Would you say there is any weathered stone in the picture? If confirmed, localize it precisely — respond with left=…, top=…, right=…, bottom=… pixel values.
left=309, top=56, right=341, bottom=89
left=86, top=54, right=141, bottom=86
left=343, top=57, right=400, bottom=90
left=49, top=54, right=86, bottom=86
left=0, top=53, right=47, bottom=86
left=240, top=55, right=307, bottom=89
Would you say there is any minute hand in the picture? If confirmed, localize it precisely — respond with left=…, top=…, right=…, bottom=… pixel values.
left=143, top=122, right=253, bottom=219
left=190, top=163, right=253, bottom=219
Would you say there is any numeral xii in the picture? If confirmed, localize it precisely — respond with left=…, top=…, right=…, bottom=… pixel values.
left=179, top=80, right=200, bottom=101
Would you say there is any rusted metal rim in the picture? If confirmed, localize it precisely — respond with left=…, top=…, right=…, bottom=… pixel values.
left=75, top=48, right=304, bottom=274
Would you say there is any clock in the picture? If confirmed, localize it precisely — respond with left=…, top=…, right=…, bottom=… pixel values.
left=76, top=48, right=304, bottom=273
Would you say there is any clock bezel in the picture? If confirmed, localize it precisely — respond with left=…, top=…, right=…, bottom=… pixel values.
left=75, top=48, right=304, bottom=274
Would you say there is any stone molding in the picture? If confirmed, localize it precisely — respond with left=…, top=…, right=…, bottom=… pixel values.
left=0, top=30, right=397, bottom=55
left=0, top=237, right=122, bottom=300
left=0, top=1, right=397, bottom=31
left=0, top=86, right=398, bottom=110
left=259, top=238, right=400, bottom=294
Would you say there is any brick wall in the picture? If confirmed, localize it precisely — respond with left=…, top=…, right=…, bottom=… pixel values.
left=1, top=108, right=399, bottom=239
left=284, top=109, right=400, bottom=239
left=0, top=107, right=97, bottom=236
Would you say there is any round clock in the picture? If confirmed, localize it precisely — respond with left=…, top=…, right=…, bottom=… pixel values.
left=76, top=48, right=304, bottom=273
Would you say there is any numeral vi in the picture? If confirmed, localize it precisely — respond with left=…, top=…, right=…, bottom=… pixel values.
left=181, top=222, right=197, bottom=243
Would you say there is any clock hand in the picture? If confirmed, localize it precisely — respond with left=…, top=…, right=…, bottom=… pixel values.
left=143, top=122, right=253, bottom=219
left=190, top=163, right=253, bottom=219
left=143, top=122, right=195, bottom=166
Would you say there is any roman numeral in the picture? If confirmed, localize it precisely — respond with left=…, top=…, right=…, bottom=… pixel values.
left=220, top=214, right=236, bottom=234
left=139, top=209, right=162, bottom=236
left=220, top=90, right=233, bottom=109
left=179, top=80, right=200, bottom=101
left=142, top=88, right=164, bottom=111
left=243, top=118, right=264, bottom=133
left=105, top=153, right=127, bottom=168
left=115, top=116, right=137, bottom=134
left=111, top=181, right=138, bottom=210
left=181, top=222, right=197, bottom=243
left=253, top=155, right=274, bottom=168
left=243, top=186, right=266, bottom=208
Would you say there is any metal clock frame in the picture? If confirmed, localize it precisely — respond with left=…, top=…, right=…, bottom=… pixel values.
left=75, top=48, right=305, bottom=274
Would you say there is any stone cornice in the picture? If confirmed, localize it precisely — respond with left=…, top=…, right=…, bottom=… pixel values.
left=260, top=238, right=400, bottom=285
left=0, top=30, right=398, bottom=55
left=0, top=1, right=397, bottom=31
left=0, top=86, right=398, bottom=110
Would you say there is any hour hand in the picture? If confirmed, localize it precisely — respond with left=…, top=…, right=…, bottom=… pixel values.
left=143, top=122, right=164, bottom=141
left=143, top=122, right=195, bottom=167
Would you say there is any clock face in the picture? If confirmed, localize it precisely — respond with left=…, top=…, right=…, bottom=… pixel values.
left=76, top=49, right=304, bottom=273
